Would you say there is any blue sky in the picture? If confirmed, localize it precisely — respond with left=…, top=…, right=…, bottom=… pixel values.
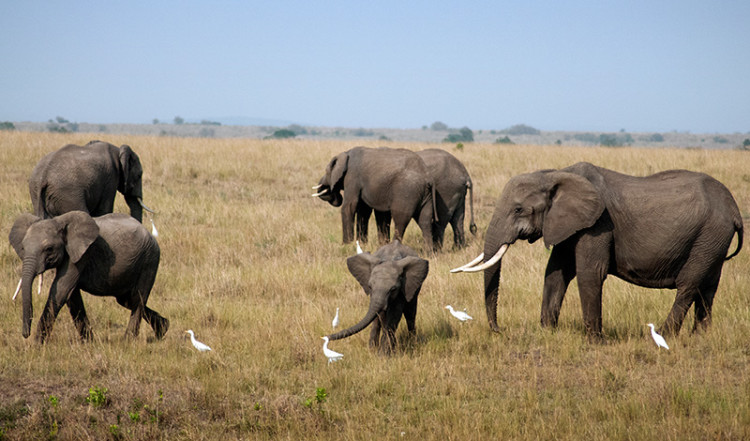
left=2, top=1, right=748, bottom=133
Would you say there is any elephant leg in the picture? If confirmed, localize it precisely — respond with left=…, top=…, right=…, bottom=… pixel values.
left=415, top=203, right=435, bottom=252
left=356, top=203, right=372, bottom=243
left=693, top=271, right=721, bottom=333
left=574, top=236, right=609, bottom=338
left=381, top=302, right=405, bottom=355
left=144, top=307, right=170, bottom=339
left=403, top=298, right=418, bottom=336
left=36, top=291, right=67, bottom=343
left=126, top=304, right=145, bottom=339
left=68, top=288, right=93, bottom=341
left=374, top=211, right=391, bottom=244
left=340, top=199, right=358, bottom=243
left=369, top=312, right=384, bottom=349
left=450, top=206, right=466, bottom=249
left=662, top=285, right=696, bottom=336
left=541, top=244, right=576, bottom=328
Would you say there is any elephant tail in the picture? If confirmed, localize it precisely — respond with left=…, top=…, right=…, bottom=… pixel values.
left=725, top=216, right=743, bottom=261
left=37, top=183, right=51, bottom=219
left=467, top=179, right=477, bottom=235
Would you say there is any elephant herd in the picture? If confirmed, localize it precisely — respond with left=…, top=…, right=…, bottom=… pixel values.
left=7, top=142, right=745, bottom=355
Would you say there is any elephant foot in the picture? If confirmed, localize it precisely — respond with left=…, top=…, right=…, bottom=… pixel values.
left=154, top=317, right=169, bottom=339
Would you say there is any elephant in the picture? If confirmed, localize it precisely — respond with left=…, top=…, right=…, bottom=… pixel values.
left=313, top=146, right=437, bottom=251
left=350, top=149, right=478, bottom=251
left=326, top=240, right=429, bottom=355
left=416, top=148, right=477, bottom=249
left=29, top=140, right=153, bottom=222
left=9, top=211, right=168, bottom=343
left=452, top=162, right=743, bottom=338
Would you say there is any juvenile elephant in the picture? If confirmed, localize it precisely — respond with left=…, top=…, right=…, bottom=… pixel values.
left=326, top=240, right=429, bottom=355
left=9, top=211, right=168, bottom=343
left=416, top=149, right=476, bottom=249
left=29, top=140, right=153, bottom=222
left=452, top=162, right=743, bottom=338
left=313, top=146, right=437, bottom=251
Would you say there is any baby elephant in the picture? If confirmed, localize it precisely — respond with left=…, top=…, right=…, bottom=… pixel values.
left=326, top=240, right=429, bottom=355
left=9, top=211, right=168, bottom=343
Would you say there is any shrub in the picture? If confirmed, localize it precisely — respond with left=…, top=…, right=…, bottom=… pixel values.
left=443, top=127, right=474, bottom=143
left=430, top=121, right=448, bottom=131
left=713, top=136, right=729, bottom=144
left=0, top=121, right=15, bottom=130
left=649, top=133, right=664, bottom=142
left=499, top=124, right=540, bottom=135
left=266, top=129, right=296, bottom=139
left=494, top=136, right=514, bottom=144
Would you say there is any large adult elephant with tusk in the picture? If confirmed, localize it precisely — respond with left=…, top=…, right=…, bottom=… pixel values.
left=452, top=162, right=743, bottom=338
left=313, top=146, right=437, bottom=251
left=326, top=240, right=429, bottom=355
left=29, top=140, right=155, bottom=222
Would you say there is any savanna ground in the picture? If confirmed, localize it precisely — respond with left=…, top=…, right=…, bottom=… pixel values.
left=0, top=131, right=748, bottom=440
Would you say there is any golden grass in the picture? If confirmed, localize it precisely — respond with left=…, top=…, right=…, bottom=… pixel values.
left=0, top=131, right=748, bottom=440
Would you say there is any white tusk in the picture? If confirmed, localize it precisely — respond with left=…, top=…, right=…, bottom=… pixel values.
left=137, top=197, right=156, bottom=214
left=312, top=184, right=323, bottom=190
left=150, top=218, right=159, bottom=237
left=460, top=244, right=509, bottom=273
left=450, top=253, right=485, bottom=273
left=12, top=278, right=21, bottom=301
left=38, top=273, right=43, bottom=294
left=311, top=188, right=330, bottom=197
left=356, top=240, right=363, bottom=254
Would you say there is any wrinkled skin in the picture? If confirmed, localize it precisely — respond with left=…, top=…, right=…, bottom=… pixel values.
left=326, top=240, right=429, bottom=355
left=314, top=146, right=437, bottom=251
left=9, top=211, right=168, bottom=343
left=417, top=149, right=476, bottom=249
left=474, top=162, right=743, bottom=338
left=29, top=140, right=146, bottom=222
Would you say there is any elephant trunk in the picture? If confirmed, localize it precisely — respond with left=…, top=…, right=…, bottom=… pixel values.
left=327, top=295, right=387, bottom=341
left=125, top=195, right=144, bottom=222
left=20, top=256, right=37, bottom=338
left=483, top=225, right=513, bottom=333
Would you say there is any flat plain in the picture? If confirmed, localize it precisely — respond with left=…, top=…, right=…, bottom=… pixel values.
left=0, top=131, right=748, bottom=440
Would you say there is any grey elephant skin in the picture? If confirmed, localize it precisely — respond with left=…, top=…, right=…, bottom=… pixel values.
left=9, top=211, right=168, bottom=343
left=29, top=140, right=147, bottom=222
left=455, top=162, right=743, bottom=338
left=314, top=146, right=437, bottom=251
left=327, top=240, right=429, bottom=355
left=416, top=149, right=476, bottom=249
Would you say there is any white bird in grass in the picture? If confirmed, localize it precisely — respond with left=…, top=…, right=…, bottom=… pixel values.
left=321, top=336, right=343, bottom=364
left=445, top=305, right=473, bottom=322
left=356, top=240, right=363, bottom=254
left=332, top=307, right=340, bottom=330
left=647, top=323, right=669, bottom=350
left=185, top=330, right=212, bottom=352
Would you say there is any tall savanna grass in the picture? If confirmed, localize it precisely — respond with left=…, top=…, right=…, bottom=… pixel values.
left=0, top=131, right=748, bottom=440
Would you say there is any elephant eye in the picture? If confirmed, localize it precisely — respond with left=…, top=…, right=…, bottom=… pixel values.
left=514, top=206, right=523, bottom=215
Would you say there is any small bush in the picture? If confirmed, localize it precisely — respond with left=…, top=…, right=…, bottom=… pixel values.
left=443, top=127, right=474, bottom=143
left=649, top=133, right=664, bottom=142
left=0, top=121, right=15, bottom=130
left=430, top=121, right=448, bottom=131
left=499, top=124, right=540, bottom=135
left=266, top=129, right=296, bottom=139
left=494, top=136, right=514, bottom=144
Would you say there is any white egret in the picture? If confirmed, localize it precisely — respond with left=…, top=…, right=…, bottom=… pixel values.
left=445, top=305, right=473, bottom=322
left=185, top=330, right=212, bottom=352
left=356, top=240, right=363, bottom=254
left=332, top=307, right=340, bottom=330
left=647, top=323, right=669, bottom=350
left=321, top=336, right=343, bottom=364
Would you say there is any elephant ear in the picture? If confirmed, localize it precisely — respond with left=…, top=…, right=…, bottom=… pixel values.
left=9, top=214, right=40, bottom=258
left=57, top=211, right=99, bottom=263
left=326, top=152, right=349, bottom=188
left=346, top=252, right=381, bottom=295
left=397, top=256, right=429, bottom=302
left=119, top=145, right=136, bottom=191
left=542, top=171, right=604, bottom=248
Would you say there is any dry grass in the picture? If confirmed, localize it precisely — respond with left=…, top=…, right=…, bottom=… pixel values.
left=0, top=131, right=748, bottom=440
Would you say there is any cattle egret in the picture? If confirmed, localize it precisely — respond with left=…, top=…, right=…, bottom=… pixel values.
left=332, top=307, right=340, bottom=330
left=185, top=330, right=212, bottom=352
left=445, top=305, right=473, bottom=322
left=356, top=240, right=363, bottom=254
left=321, top=336, right=343, bottom=364
left=647, top=323, right=669, bottom=350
